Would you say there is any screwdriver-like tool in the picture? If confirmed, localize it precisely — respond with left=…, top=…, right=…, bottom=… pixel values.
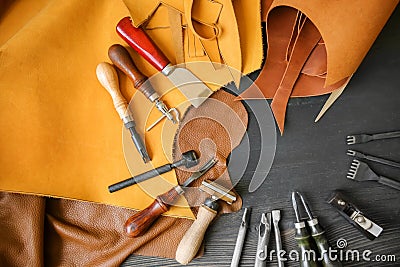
left=108, top=150, right=199, bottom=193
left=291, top=192, right=319, bottom=267
left=296, top=192, right=342, bottom=267
left=231, top=207, right=251, bottom=267
left=96, top=62, right=150, bottom=163
left=272, top=210, right=284, bottom=267
left=108, top=44, right=179, bottom=129
left=124, top=158, right=217, bottom=237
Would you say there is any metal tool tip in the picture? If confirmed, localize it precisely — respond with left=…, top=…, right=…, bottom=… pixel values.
left=347, top=150, right=355, bottom=156
left=260, top=213, right=267, bottom=223
left=271, top=210, right=281, bottom=221
left=242, top=207, right=252, bottom=224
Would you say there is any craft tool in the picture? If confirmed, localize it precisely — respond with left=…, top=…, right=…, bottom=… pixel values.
left=347, top=150, right=400, bottom=169
left=327, top=191, right=383, bottom=240
left=295, top=192, right=342, bottom=267
left=291, top=192, right=318, bottom=267
left=346, top=130, right=400, bottom=145
left=124, top=158, right=217, bottom=237
left=116, top=17, right=213, bottom=108
left=108, top=44, right=179, bottom=130
left=231, top=207, right=251, bottom=267
left=176, top=180, right=237, bottom=264
left=272, top=210, right=284, bottom=267
left=96, top=62, right=150, bottom=163
left=255, top=213, right=272, bottom=267
left=347, top=159, right=400, bottom=190
left=108, top=150, right=199, bottom=193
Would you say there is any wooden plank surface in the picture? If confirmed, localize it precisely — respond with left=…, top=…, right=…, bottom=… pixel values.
left=122, top=6, right=400, bottom=267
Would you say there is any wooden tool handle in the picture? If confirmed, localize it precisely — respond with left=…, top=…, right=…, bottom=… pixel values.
left=124, top=187, right=181, bottom=237
left=96, top=62, right=128, bottom=120
left=108, top=44, right=157, bottom=100
left=175, top=205, right=217, bottom=264
left=116, top=17, right=170, bottom=72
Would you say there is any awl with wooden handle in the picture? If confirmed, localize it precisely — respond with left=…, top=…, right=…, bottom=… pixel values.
left=108, top=44, right=178, bottom=128
left=96, top=62, right=150, bottom=163
left=176, top=181, right=237, bottom=265
left=116, top=17, right=213, bottom=108
left=124, top=158, right=217, bottom=237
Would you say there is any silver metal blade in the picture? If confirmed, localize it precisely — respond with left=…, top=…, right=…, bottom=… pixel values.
left=182, top=158, right=217, bottom=187
left=167, top=68, right=213, bottom=108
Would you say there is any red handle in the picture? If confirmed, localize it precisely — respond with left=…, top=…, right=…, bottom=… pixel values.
left=124, top=187, right=181, bottom=237
left=116, top=17, right=170, bottom=72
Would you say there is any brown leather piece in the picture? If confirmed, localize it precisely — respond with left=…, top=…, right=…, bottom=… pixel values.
left=238, top=6, right=348, bottom=133
left=0, top=90, right=248, bottom=265
left=0, top=191, right=194, bottom=266
left=242, top=0, right=398, bottom=132
left=173, top=89, right=248, bottom=214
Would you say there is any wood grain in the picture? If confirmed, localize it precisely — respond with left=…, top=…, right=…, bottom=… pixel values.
left=121, top=6, right=400, bottom=267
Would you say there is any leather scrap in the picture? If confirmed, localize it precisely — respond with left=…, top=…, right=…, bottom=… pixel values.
left=239, top=0, right=397, bottom=133
left=173, top=89, right=248, bottom=215
left=0, top=191, right=194, bottom=266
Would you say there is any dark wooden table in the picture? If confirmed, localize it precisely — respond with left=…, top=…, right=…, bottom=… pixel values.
left=122, top=6, right=400, bottom=267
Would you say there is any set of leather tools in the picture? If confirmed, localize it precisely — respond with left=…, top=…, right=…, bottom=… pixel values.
left=292, top=192, right=342, bottom=267
left=96, top=17, right=234, bottom=265
left=96, top=17, right=213, bottom=163
left=346, top=130, right=400, bottom=191
left=253, top=210, right=284, bottom=267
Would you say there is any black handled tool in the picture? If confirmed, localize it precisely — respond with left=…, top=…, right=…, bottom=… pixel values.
left=108, top=150, right=199, bottom=192
left=291, top=192, right=319, bottom=267
left=296, top=192, right=343, bottom=267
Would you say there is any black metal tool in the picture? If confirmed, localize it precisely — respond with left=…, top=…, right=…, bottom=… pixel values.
left=347, top=150, right=400, bottom=169
left=346, top=130, right=400, bottom=145
left=108, top=150, right=199, bottom=192
left=96, top=62, right=150, bottom=163
left=291, top=192, right=319, bottom=267
left=296, top=192, right=343, bottom=267
left=327, top=191, right=383, bottom=240
left=347, top=159, right=400, bottom=190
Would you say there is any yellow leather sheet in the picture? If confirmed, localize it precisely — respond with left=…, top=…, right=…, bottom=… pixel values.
left=0, top=0, right=197, bottom=218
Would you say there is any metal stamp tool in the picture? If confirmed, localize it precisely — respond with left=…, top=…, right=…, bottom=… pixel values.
left=175, top=180, right=237, bottom=265
left=96, top=62, right=150, bottom=163
left=327, top=191, right=383, bottom=240
left=347, top=150, right=400, bottom=169
left=108, top=150, right=199, bottom=192
left=294, top=192, right=342, bottom=267
left=231, top=207, right=251, bottom=267
left=108, top=44, right=179, bottom=130
left=255, top=213, right=272, bottom=267
left=124, top=158, right=217, bottom=237
left=346, top=130, right=400, bottom=145
left=272, top=210, right=284, bottom=267
left=347, top=159, right=400, bottom=191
